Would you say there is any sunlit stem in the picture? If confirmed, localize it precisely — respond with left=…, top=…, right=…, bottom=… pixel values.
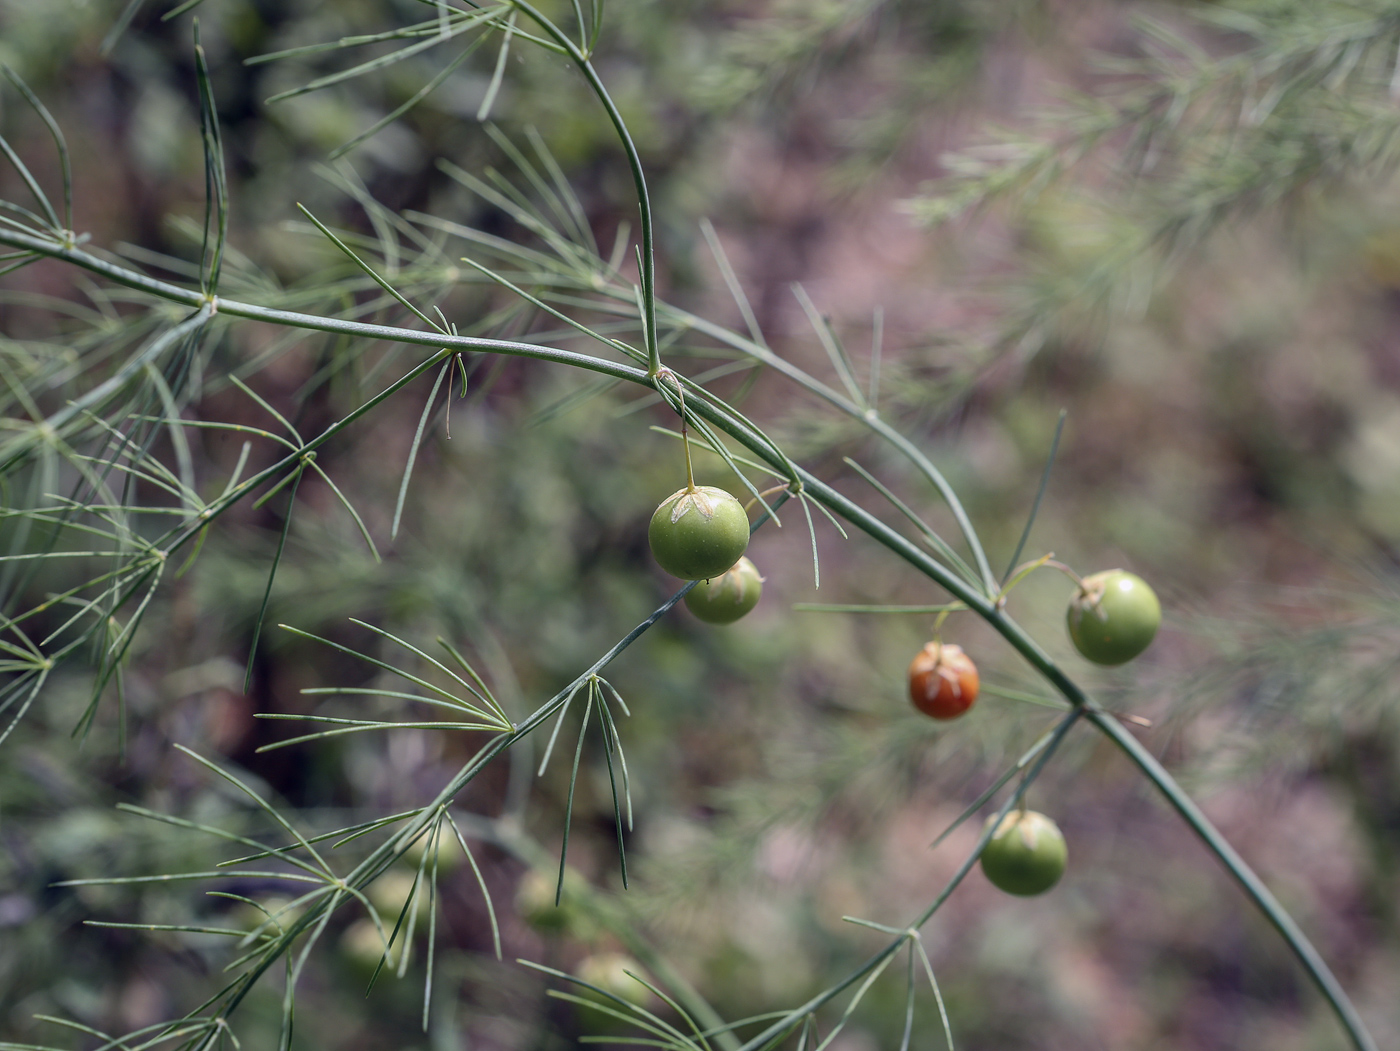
left=679, top=392, right=695, bottom=491
left=930, top=607, right=951, bottom=638
left=1044, top=558, right=1084, bottom=588
left=742, top=484, right=789, bottom=512
left=993, top=553, right=1057, bottom=606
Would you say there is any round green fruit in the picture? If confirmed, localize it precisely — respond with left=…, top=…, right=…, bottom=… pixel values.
left=1066, top=569, right=1160, bottom=666
left=576, top=953, right=653, bottom=1007
left=684, top=556, right=763, bottom=624
left=648, top=486, right=750, bottom=581
left=515, top=869, right=595, bottom=939
left=340, top=917, right=409, bottom=971
left=979, top=810, right=1067, bottom=897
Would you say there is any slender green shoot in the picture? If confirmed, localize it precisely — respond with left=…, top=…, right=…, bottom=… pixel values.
left=1001, top=409, right=1066, bottom=585
left=392, top=359, right=451, bottom=539
left=243, top=465, right=303, bottom=693
left=1, top=66, right=71, bottom=232
left=193, top=25, right=229, bottom=296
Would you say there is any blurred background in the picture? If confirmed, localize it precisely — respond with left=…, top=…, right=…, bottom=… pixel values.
left=0, top=1, right=1398, bottom=1048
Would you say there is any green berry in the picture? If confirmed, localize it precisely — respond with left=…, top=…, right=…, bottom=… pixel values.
left=515, top=869, right=596, bottom=939
left=648, top=486, right=750, bottom=581
left=577, top=953, right=653, bottom=1007
left=979, top=810, right=1068, bottom=896
left=1066, top=569, right=1160, bottom=666
left=684, top=556, right=763, bottom=624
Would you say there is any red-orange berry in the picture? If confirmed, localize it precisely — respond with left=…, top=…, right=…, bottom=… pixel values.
left=907, top=642, right=979, bottom=720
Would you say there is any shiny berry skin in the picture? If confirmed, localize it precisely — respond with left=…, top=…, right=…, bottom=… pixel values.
left=684, top=556, right=763, bottom=624
left=907, top=642, right=979, bottom=720
left=979, top=810, right=1068, bottom=896
left=1066, top=569, right=1161, bottom=666
left=648, top=486, right=750, bottom=581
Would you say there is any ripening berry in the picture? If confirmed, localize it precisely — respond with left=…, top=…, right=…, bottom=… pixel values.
left=907, top=642, right=979, bottom=720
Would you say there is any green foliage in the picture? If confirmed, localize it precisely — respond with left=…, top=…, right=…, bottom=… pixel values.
left=905, top=0, right=1400, bottom=359
left=0, top=2, right=1396, bottom=1051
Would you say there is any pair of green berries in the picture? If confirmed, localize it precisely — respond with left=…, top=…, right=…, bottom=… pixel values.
left=648, top=485, right=762, bottom=624
left=980, top=571, right=1158, bottom=896
left=982, top=572, right=1158, bottom=896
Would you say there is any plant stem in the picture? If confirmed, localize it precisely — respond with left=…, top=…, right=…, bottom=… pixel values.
left=1084, top=707, right=1379, bottom=1051
left=664, top=305, right=998, bottom=594
left=0, top=228, right=647, bottom=382
left=507, top=1, right=660, bottom=375
left=676, top=379, right=696, bottom=489
left=734, top=708, right=1083, bottom=1051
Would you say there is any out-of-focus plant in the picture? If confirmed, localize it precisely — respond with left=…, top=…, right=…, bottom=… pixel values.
left=0, top=2, right=1393, bottom=1050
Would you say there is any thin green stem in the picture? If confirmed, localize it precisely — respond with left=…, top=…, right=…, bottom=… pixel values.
left=1084, top=708, right=1379, bottom=1051
left=244, top=465, right=303, bottom=692
left=662, top=303, right=997, bottom=594
left=668, top=375, right=696, bottom=489
left=736, top=709, right=1082, bottom=1051
left=1002, top=409, right=1066, bottom=585
left=507, top=1, right=659, bottom=373
left=673, top=389, right=1375, bottom=1051
left=0, top=228, right=645, bottom=383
